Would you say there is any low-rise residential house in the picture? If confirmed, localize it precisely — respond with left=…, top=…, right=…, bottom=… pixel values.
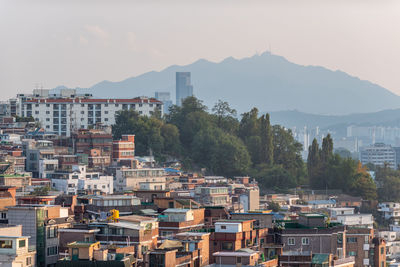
left=175, top=232, right=211, bottom=266
left=231, top=211, right=273, bottom=229
left=0, top=173, right=31, bottom=190
left=24, top=139, right=56, bottom=178
left=7, top=205, right=74, bottom=267
left=334, top=214, right=374, bottom=228
left=210, top=219, right=268, bottom=263
left=158, top=208, right=205, bottom=239
left=135, top=189, right=170, bottom=203
left=57, top=241, right=135, bottom=267
left=204, top=206, right=229, bottom=227
left=334, top=195, right=362, bottom=208
left=84, top=195, right=141, bottom=217
left=90, top=215, right=158, bottom=259
left=308, top=199, right=336, bottom=209
left=279, top=252, right=355, bottom=267
left=114, top=167, right=166, bottom=192
left=58, top=227, right=99, bottom=254
left=212, top=248, right=278, bottom=267
left=195, top=186, right=230, bottom=207
left=49, top=165, right=113, bottom=195
left=276, top=214, right=346, bottom=259
left=153, top=197, right=201, bottom=210
left=378, top=202, right=400, bottom=224
left=139, top=181, right=166, bottom=190
left=379, top=231, right=400, bottom=260
left=328, top=207, right=355, bottom=220
left=0, top=224, right=36, bottom=267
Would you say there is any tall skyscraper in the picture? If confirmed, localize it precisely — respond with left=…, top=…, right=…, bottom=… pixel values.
left=155, top=92, right=173, bottom=114
left=176, top=72, right=193, bottom=106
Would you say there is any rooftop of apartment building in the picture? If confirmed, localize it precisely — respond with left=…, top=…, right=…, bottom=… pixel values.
left=25, top=96, right=162, bottom=104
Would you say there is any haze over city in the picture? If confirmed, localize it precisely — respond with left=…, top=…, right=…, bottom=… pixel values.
left=1, top=0, right=400, bottom=103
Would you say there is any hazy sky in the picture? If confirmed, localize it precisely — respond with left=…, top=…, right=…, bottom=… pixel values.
left=1, top=0, right=400, bottom=100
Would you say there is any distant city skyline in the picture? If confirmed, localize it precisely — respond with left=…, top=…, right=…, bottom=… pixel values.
left=1, top=0, right=400, bottom=101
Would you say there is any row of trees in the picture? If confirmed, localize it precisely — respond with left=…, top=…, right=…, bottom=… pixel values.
left=307, top=135, right=377, bottom=200
left=112, top=96, right=381, bottom=201
left=113, top=97, right=304, bottom=182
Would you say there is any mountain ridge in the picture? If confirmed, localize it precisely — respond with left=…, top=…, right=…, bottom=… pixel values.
left=63, top=51, right=400, bottom=115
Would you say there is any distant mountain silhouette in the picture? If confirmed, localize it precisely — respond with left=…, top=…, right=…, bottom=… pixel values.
left=76, top=51, right=400, bottom=115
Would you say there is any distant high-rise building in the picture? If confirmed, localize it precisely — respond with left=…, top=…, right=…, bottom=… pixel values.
left=176, top=72, right=193, bottom=106
left=155, top=92, right=173, bottom=114
left=360, top=143, right=396, bottom=169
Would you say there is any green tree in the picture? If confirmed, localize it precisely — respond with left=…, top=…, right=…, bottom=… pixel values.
left=267, top=201, right=281, bottom=212
left=307, top=138, right=321, bottom=188
left=161, top=124, right=181, bottom=157
left=260, top=114, right=274, bottom=165
left=191, top=127, right=250, bottom=176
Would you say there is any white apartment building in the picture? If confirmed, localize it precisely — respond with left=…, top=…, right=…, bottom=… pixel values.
left=22, top=96, right=163, bottom=136
left=360, top=143, right=397, bottom=169
left=48, top=165, right=113, bottom=194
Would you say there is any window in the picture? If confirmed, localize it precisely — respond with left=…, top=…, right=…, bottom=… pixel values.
left=1, top=213, right=6, bottom=219
left=72, top=248, right=78, bottom=255
left=236, top=257, right=242, bottom=264
left=221, top=225, right=227, bottom=229
left=105, top=111, right=108, bottom=114
left=104, top=118, right=108, bottom=121
left=47, top=246, right=58, bottom=255
left=81, top=111, right=84, bottom=114
left=81, top=104, right=85, bottom=107
left=26, top=257, right=32, bottom=266
left=348, top=251, right=357, bottom=256
left=288, top=238, right=295, bottom=246
left=381, top=247, right=384, bottom=254
left=46, top=104, right=50, bottom=107
left=0, top=240, right=12, bottom=248
left=221, top=242, right=233, bottom=251
left=347, top=237, right=357, bottom=243
left=302, top=237, right=309, bottom=245
left=19, top=239, right=26, bottom=248
left=47, top=227, right=57, bottom=238
left=35, top=111, right=39, bottom=114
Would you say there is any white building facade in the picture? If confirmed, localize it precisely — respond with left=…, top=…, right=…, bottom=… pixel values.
left=49, top=165, right=113, bottom=194
left=20, top=96, right=163, bottom=136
